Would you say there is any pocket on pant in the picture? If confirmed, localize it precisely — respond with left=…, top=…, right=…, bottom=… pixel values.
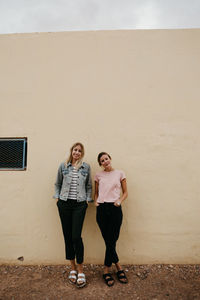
left=56, top=199, right=63, bottom=207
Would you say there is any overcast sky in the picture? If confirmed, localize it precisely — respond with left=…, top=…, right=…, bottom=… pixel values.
left=0, top=0, right=200, bottom=34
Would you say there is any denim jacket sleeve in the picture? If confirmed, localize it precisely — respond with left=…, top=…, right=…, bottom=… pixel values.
left=53, top=163, right=63, bottom=199
left=85, top=165, right=93, bottom=202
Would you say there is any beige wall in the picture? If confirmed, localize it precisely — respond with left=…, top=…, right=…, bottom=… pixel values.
left=0, top=29, right=200, bottom=264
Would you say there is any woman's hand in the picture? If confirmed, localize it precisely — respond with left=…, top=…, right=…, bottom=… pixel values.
left=94, top=181, right=100, bottom=207
left=114, top=200, right=121, bottom=207
left=114, top=179, right=128, bottom=207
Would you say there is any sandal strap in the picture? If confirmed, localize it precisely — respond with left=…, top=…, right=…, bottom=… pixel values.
left=69, top=274, right=76, bottom=279
left=117, top=270, right=127, bottom=278
left=117, top=270, right=125, bottom=275
left=105, top=277, right=114, bottom=282
left=103, top=273, right=114, bottom=281
left=78, top=273, right=85, bottom=278
left=117, top=270, right=125, bottom=276
left=69, top=270, right=77, bottom=279
left=70, top=270, right=77, bottom=275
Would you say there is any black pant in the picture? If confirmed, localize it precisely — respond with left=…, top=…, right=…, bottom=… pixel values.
left=57, top=199, right=87, bottom=264
left=96, top=203, right=123, bottom=267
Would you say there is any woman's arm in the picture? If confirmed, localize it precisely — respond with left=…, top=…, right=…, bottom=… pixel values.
left=85, top=165, right=92, bottom=202
left=114, top=178, right=128, bottom=206
left=54, top=164, right=63, bottom=200
left=94, top=181, right=100, bottom=206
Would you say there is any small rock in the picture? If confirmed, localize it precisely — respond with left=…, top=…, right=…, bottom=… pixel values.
left=17, top=256, right=24, bottom=261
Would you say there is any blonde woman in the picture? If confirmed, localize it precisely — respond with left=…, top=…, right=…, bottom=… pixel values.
left=54, top=142, right=92, bottom=288
left=94, top=152, right=128, bottom=286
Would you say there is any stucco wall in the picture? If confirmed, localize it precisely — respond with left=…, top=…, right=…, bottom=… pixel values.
left=0, top=29, right=200, bottom=264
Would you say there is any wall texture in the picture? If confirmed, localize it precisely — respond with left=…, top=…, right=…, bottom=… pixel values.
left=0, top=29, right=200, bottom=264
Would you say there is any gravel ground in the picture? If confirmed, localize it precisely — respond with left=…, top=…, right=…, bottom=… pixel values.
left=0, top=264, right=200, bottom=300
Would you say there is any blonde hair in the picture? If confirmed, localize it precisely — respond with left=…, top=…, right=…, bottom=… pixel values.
left=65, top=142, right=85, bottom=169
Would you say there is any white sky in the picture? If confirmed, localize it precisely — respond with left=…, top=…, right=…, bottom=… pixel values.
left=0, top=0, right=200, bottom=34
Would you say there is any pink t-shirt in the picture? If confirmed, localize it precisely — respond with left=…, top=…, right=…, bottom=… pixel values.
left=94, top=169, right=126, bottom=203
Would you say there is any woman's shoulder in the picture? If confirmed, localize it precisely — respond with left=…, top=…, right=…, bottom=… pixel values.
left=115, top=169, right=126, bottom=179
left=59, top=162, right=65, bottom=168
left=115, top=169, right=125, bottom=173
left=58, top=162, right=68, bottom=170
left=94, top=170, right=104, bottom=178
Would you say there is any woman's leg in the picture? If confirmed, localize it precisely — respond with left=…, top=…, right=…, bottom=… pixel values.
left=71, top=201, right=87, bottom=286
left=97, top=204, right=123, bottom=267
left=96, top=204, right=112, bottom=267
left=73, top=202, right=87, bottom=285
left=71, top=201, right=88, bottom=265
left=106, top=205, right=123, bottom=265
left=70, top=259, right=76, bottom=270
left=96, top=204, right=115, bottom=286
left=57, top=200, right=75, bottom=261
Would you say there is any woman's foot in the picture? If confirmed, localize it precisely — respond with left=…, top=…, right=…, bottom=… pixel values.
left=68, top=260, right=77, bottom=284
left=68, top=270, right=77, bottom=284
left=116, top=270, right=128, bottom=284
left=103, top=266, right=114, bottom=286
left=103, top=273, right=115, bottom=286
left=76, top=273, right=86, bottom=288
left=115, top=262, right=128, bottom=283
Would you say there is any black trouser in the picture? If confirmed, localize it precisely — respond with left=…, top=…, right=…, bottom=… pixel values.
left=96, top=203, right=123, bottom=267
left=57, top=199, right=88, bottom=264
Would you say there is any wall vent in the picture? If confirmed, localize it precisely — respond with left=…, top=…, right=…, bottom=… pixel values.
left=0, top=138, right=27, bottom=170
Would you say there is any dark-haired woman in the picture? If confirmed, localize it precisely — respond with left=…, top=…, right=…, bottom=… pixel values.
left=54, top=142, right=92, bottom=288
left=94, top=152, right=128, bottom=286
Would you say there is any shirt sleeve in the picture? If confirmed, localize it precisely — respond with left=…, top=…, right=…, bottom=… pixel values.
left=94, top=173, right=99, bottom=182
left=53, top=163, right=63, bottom=199
left=120, top=170, right=126, bottom=181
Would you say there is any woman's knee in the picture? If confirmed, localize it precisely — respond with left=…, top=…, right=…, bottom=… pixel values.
left=72, top=236, right=83, bottom=245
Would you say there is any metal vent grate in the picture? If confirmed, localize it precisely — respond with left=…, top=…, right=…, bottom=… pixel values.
left=0, top=138, right=27, bottom=170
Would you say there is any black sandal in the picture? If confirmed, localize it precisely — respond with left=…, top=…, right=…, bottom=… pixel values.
left=116, top=270, right=128, bottom=284
left=103, top=273, right=115, bottom=287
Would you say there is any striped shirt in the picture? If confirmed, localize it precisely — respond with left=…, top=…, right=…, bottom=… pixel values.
left=68, top=167, right=78, bottom=200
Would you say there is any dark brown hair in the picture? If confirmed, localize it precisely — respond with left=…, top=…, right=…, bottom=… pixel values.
left=97, top=152, right=111, bottom=166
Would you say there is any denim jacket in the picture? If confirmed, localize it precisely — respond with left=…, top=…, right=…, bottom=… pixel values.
left=54, top=162, right=93, bottom=202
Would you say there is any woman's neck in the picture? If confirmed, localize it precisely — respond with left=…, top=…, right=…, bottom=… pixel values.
left=71, top=159, right=78, bottom=166
left=104, top=166, right=114, bottom=172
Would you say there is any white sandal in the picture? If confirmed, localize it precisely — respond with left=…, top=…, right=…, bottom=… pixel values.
left=68, top=270, right=77, bottom=284
left=76, top=273, right=86, bottom=288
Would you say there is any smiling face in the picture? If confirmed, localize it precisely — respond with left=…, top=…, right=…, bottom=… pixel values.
left=71, top=144, right=83, bottom=162
left=99, top=154, right=112, bottom=170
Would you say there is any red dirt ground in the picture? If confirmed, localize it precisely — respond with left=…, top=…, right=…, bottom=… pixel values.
left=0, top=264, right=200, bottom=300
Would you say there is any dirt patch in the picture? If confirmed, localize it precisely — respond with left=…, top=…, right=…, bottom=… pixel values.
left=0, top=264, right=200, bottom=299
